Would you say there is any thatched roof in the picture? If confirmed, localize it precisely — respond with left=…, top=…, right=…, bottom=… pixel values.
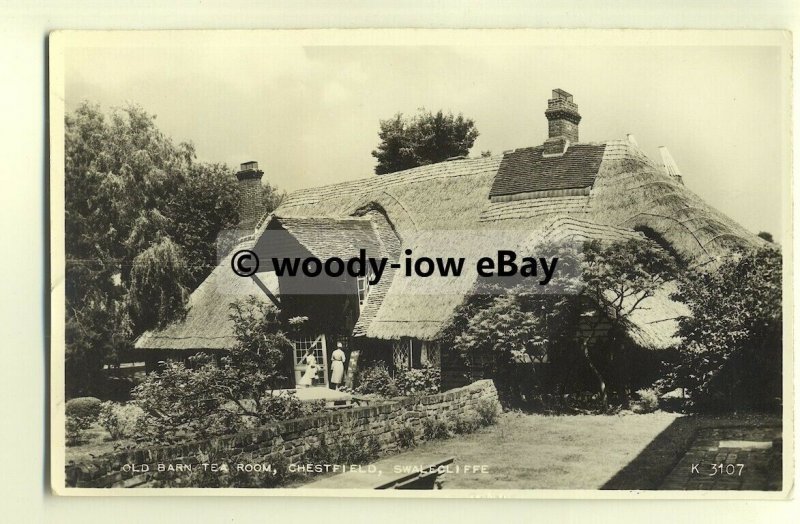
left=136, top=138, right=761, bottom=351
left=135, top=245, right=280, bottom=350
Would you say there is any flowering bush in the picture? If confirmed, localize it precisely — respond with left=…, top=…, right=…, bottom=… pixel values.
left=65, top=397, right=103, bottom=446
left=130, top=299, right=327, bottom=445
left=97, top=401, right=145, bottom=440
left=65, top=414, right=93, bottom=446
left=396, top=365, right=441, bottom=396
left=354, top=363, right=398, bottom=397
left=632, top=388, right=660, bottom=414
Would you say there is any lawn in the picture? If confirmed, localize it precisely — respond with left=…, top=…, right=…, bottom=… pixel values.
left=302, top=410, right=781, bottom=490
left=67, top=408, right=782, bottom=491
left=65, top=423, right=135, bottom=464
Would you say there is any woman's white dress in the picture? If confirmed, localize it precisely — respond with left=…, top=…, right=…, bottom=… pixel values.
left=298, top=354, right=317, bottom=386
left=330, top=348, right=346, bottom=384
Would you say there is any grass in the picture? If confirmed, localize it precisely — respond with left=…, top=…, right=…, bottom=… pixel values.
left=310, top=411, right=781, bottom=490
left=67, top=409, right=782, bottom=490
left=65, top=423, right=135, bottom=463
left=423, top=411, right=682, bottom=489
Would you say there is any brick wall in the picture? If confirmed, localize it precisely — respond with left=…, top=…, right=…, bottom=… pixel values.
left=65, top=379, right=499, bottom=488
left=547, top=119, right=579, bottom=142
left=237, top=176, right=263, bottom=230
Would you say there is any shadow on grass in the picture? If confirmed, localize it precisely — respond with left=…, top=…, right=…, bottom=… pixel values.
left=601, top=416, right=699, bottom=490
left=602, top=413, right=783, bottom=490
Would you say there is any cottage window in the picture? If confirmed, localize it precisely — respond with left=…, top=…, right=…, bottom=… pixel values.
left=392, top=338, right=433, bottom=372
left=392, top=339, right=412, bottom=372
left=420, top=342, right=440, bottom=367
left=357, top=269, right=371, bottom=308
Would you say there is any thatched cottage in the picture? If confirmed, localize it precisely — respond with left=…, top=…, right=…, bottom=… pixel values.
left=135, top=89, right=762, bottom=390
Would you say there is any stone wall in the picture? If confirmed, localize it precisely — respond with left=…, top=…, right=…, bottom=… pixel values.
left=66, top=379, right=499, bottom=488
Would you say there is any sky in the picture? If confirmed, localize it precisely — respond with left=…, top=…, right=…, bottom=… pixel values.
left=64, top=38, right=787, bottom=237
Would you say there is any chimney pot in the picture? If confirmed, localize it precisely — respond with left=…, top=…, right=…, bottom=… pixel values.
left=240, top=160, right=259, bottom=172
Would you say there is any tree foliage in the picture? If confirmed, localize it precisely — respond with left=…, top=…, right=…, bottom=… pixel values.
left=127, top=237, right=190, bottom=331
left=578, top=239, right=678, bottom=409
left=132, top=297, right=320, bottom=444
left=757, top=231, right=774, bottom=243
left=65, top=102, right=282, bottom=397
left=450, top=239, right=678, bottom=410
left=371, top=109, right=479, bottom=174
left=668, top=246, right=782, bottom=410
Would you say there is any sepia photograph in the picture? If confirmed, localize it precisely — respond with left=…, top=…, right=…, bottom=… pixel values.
left=49, top=29, right=791, bottom=496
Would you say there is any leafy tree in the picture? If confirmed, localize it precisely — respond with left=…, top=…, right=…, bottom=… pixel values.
left=132, top=298, right=319, bottom=443
left=578, top=239, right=678, bottom=409
left=454, top=294, right=549, bottom=401
left=668, top=246, right=782, bottom=410
left=126, top=237, right=190, bottom=332
left=448, top=242, right=583, bottom=404
left=757, top=231, right=774, bottom=243
left=64, top=102, right=283, bottom=397
left=450, top=239, right=677, bottom=411
left=371, top=109, right=479, bottom=174
left=261, top=184, right=285, bottom=220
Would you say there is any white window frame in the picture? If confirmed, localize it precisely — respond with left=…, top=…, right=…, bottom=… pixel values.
left=291, top=334, right=328, bottom=387
left=357, top=268, right=372, bottom=309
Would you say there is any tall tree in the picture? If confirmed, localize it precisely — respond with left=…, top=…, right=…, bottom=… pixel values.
left=64, top=102, right=282, bottom=397
left=669, top=246, right=782, bottom=410
left=371, top=109, right=479, bottom=175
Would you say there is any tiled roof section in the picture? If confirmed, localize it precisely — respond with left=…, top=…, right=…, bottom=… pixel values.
left=489, top=143, right=606, bottom=198
left=273, top=217, right=382, bottom=261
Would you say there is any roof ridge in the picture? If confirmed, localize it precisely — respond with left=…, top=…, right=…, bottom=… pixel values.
left=275, top=215, right=372, bottom=222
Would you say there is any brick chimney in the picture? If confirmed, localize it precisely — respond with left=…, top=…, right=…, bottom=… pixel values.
left=235, top=161, right=264, bottom=230
left=545, top=89, right=581, bottom=143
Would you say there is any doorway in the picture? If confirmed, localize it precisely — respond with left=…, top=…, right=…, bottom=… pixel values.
left=292, top=334, right=329, bottom=387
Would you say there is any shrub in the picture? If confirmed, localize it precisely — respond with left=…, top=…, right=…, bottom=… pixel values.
left=395, top=424, right=416, bottom=448
left=65, top=414, right=93, bottom=446
left=97, top=401, right=145, bottom=440
left=354, top=363, right=398, bottom=397
left=260, top=395, right=325, bottom=422
left=422, top=417, right=450, bottom=440
left=396, top=365, right=441, bottom=396
left=475, top=398, right=501, bottom=426
left=134, top=393, right=325, bottom=446
left=65, top=397, right=102, bottom=422
left=451, top=414, right=480, bottom=435
left=632, top=388, right=660, bottom=414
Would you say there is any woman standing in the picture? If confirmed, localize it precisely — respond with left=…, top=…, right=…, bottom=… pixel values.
left=297, top=349, right=317, bottom=388
left=330, top=342, right=346, bottom=390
